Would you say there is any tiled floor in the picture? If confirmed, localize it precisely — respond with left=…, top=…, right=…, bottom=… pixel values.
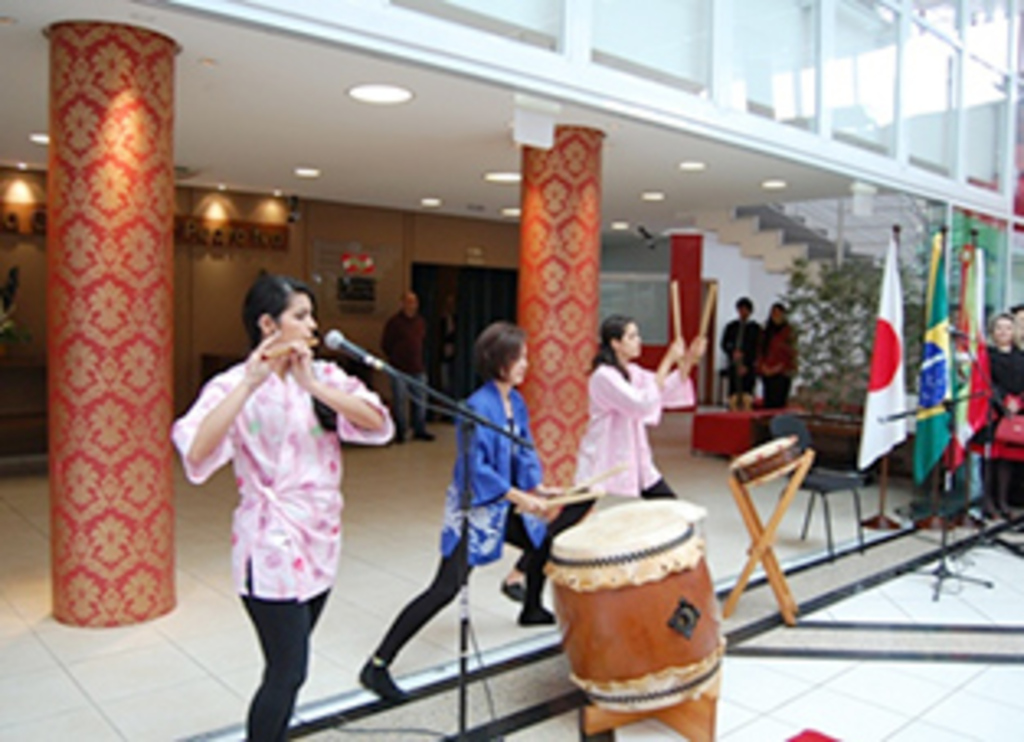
left=1, top=410, right=1021, bottom=741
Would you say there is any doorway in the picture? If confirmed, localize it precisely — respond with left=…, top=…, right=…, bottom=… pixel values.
left=412, top=263, right=518, bottom=403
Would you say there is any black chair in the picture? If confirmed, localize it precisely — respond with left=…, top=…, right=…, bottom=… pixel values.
left=769, top=414, right=866, bottom=560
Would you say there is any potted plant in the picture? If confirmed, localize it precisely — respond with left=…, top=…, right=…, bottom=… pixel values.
left=781, top=257, right=923, bottom=417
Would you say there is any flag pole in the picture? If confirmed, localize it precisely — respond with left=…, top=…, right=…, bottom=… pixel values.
left=916, top=225, right=950, bottom=531
left=862, top=224, right=903, bottom=531
left=958, top=228, right=986, bottom=528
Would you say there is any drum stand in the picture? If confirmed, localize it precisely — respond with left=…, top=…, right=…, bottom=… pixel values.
left=723, top=449, right=815, bottom=626
left=578, top=678, right=719, bottom=742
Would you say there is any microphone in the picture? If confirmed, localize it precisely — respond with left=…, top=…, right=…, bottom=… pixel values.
left=948, top=327, right=970, bottom=339
left=323, top=330, right=386, bottom=371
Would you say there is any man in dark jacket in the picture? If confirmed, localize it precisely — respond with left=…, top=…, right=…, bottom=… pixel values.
left=720, top=297, right=760, bottom=411
left=381, top=291, right=434, bottom=442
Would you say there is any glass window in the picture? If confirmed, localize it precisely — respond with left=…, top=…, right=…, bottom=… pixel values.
left=963, top=60, right=1007, bottom=192
left=905, top=23, right=956, bottom=176
left=732, top=0, right=817, bottom=129
left=953, top=210, right=1007, bottom=317
left=392, top=0, right=562, bottom=50
left=592, top=0, right=712, bottom=94
left=830, top=0, right=898, bottom=155
left=965, top=0, right=1010, bottom=72
left=1012, top=226, right=1024, bottom=307
left=911, top=1, right=959, bottom=39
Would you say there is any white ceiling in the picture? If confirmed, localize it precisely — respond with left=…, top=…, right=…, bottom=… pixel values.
left=0, top=0, right=861, bottom=241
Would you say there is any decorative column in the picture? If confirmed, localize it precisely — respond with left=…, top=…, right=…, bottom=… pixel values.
left=47, top=22, right=177, bottom=626
left=518, top=126, right=604, bottom=484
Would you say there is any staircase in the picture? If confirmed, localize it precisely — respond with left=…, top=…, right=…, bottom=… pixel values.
left=692, top=204, right=848, bottom=273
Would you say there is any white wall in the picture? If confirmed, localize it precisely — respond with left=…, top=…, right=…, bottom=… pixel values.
left=702, top=232, right=788, bottom=372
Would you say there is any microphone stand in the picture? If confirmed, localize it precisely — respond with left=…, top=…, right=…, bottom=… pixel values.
left=327, top=343, right=531, bottom=740
left=880, top=390, right=994, bottom=601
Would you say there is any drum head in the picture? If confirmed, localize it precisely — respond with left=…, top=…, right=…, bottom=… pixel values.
left=552, top=500, right=706, bottom=562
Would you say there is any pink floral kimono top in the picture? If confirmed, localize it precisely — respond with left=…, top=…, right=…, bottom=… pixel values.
left=575, top=363, right=694, bottom=497
left=172, top=361, right=393, bottom=601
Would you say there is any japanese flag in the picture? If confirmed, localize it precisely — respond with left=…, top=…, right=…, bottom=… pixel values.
left=858, top=236, right=907, bottom=470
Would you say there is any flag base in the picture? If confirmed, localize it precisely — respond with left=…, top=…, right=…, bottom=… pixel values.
left=914, top=514, right=946, bottom=530
left=861, top=514, right=902, bottom=531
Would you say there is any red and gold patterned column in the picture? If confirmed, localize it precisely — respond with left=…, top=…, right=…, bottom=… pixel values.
left=518, top=126, right=604, bottom=484
left=47, top=22, right=177, bottom=626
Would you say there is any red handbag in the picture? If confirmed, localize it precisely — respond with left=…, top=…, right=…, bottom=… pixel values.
left=995, top=414, right=1024, bottom=446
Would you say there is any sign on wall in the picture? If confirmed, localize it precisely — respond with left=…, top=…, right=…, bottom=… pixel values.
left=314, top=239, right=399, bottom=315
left=174, top=216, right=288, bottom=250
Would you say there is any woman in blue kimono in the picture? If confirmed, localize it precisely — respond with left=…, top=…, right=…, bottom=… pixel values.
left=360, top=321, right=557, bottom=702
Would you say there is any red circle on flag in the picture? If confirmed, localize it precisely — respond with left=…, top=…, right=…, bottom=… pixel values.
left=868, top=319, right=901, bottom=391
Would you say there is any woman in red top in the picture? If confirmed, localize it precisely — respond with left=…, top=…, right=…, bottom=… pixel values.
left=758, top=302, right=797, bottom=409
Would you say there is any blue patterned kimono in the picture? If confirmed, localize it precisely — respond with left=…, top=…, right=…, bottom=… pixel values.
left=439, top=381, right=547, bottom=566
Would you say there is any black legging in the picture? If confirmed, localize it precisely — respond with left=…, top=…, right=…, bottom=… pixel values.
left=241, top=589, right=329, bottom=742
left=374, top=511, right=546, bottom=664
left=514, top=478, right=677, bottom=573
left=762, top=375, right=792, bottom=409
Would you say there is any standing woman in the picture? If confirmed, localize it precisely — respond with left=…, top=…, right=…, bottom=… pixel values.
left=500, top=314, right=706, bottom=599
left=361, top=321, right=557, bottom=702
left=758, top=302, right=797, bottom=409
left=172, top=274, right=393, bottom=742
left=575, top=314, right=706, bottom=499
left=978, top=313, right=1024, bottom=519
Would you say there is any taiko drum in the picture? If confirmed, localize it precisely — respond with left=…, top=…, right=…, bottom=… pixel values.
left=547, top=500, right=725, bottom=712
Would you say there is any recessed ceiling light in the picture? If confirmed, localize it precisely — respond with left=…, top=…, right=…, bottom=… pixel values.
left=29, top=133, right=49, bottom=146
left=501, top=207, right=521, bottom=218
left=295, top=167, right=321, bottom=179
left=761, top=179, right=787, bottom=190
left=17, top=162, right=27, bottom=170
left=641, top=191, right=665, bottom=201
left=347, top=84, right=413, bottom=105
left=679, top=161, right=706, bottom=172
left=484, top=171, right=521, bottom=184
left=217, top=183, right=226, bottom=191
left=272, top=189, right=283, bottom=197
left=421, top=197, right=442, bottom=208
left=610, top=221, right=630, bottom=230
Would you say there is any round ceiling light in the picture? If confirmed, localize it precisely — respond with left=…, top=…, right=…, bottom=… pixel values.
left=484, top=171, right=521, bottom=184
left=348, top=84, right=413, bottom=105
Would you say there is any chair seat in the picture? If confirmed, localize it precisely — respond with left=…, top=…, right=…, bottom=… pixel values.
left=803, top=469, right=865, bottom=493
left=768, top=413, right=866, bottom=560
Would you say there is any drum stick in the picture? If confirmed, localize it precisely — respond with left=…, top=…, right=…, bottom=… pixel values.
left=697, top=283, right=717, bottom=341
left=670, top=280, right=682, bottom=343
left=542, top=488, right=607, bottom=508
left=564, top=463, right=629, bottom=495
left=262, top=338, right=319, bottom=360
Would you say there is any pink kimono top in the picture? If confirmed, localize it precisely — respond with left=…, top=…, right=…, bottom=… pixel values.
left=171, top=361, right=393, bottom=601
left=575, top=363, right=694, bottom=497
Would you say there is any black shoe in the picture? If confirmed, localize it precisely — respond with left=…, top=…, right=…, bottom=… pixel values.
left=500, top=580, right=526, bottom=603
left=518, top=606, right=556, bottom=626
left=412, top=431, right=435, bottom=441
left=359, top=659, right=408, bottom=702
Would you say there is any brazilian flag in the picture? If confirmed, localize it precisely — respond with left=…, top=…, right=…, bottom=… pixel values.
left=913, top=232, right=951, bottom=484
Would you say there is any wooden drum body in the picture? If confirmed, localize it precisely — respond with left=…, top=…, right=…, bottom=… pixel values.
left=547, top=500, right=724, bottom=712
left=729, top=435, right=800, bottom=486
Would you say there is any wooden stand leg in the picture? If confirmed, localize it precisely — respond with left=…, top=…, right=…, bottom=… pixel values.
left=581, top=695, right=717, bottom=741
left=723, top=451, right=815, bottom=626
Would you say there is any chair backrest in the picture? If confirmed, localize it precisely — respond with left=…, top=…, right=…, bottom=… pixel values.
left=769, top=414, right=811, bottom=452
